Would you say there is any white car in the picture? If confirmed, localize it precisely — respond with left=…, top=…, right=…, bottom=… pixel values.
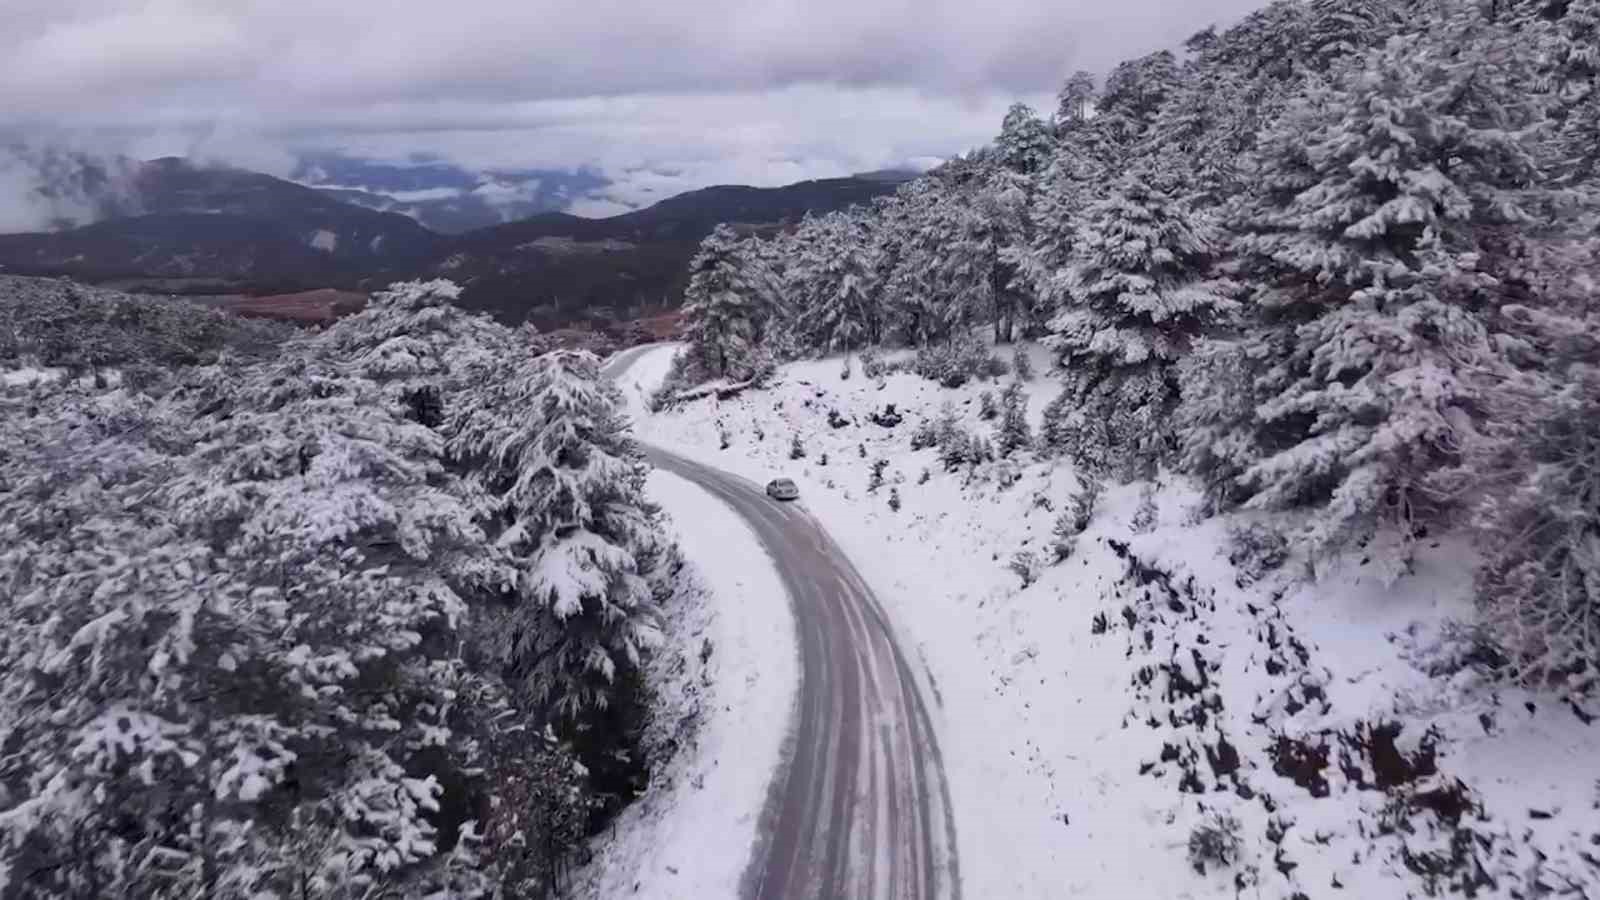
left=765, top=477, right=800, bottom=501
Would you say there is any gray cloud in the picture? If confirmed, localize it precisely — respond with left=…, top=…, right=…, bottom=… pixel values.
left=0, top=0, right=1267, bottom=226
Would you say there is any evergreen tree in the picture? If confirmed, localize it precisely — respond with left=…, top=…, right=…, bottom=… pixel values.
left=996, top=103, right=1055, bottom=175
left=1217, top=10, right=1544, bottom=570
left=1144, top=46, right=1257, bottom=207
left=1008, top=146, right=1103, bottom=326
left=995, top=381, right=1033, bottom=457
left=1054, top=70, right=1097, bottom=130
left=320, top=279, right=516, bottom=428
left=885, top=181, right=964, bottom=345
left=1465, top=300, right=1600, bottom=693
left=1305, top=0, right=1398, bottom=71
left=679, top=225, right=779, bottom=380
left=0, top=367, right=509, bottom=896
left=448, top=350, right=663, bottom=718
left=1097, top=51, right=1181, bottom=144
left=1540, top=0, right=1600, bottom=183
left=1047, top=171, right=1237, bottom=473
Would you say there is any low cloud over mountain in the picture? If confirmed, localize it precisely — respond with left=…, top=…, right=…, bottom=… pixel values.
left=0, top=0, right=1266, bottom=223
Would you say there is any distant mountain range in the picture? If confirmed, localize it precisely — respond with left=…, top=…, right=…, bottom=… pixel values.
left=0, top=155, right=917, bottom=326
left=291, top=153, right=613, bottom=234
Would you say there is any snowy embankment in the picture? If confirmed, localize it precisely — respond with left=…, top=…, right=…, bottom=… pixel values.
left=621, top=343, right=1599, bottom=899
left=575, top=377, right=798, bottom=898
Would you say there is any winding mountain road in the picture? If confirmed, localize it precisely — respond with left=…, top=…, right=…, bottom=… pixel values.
left=603, top=346, right=961, bottom=900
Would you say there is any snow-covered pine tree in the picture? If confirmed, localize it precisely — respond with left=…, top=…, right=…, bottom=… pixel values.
left=1202, top=0, right=1312, bottom=83
left=0, top=363, right=509, bottom=897
left=172, top=353, right=506, bottom=891
left=1007, top=144, right=1107, bottom=337
left=1143, top=42, right=1258, bottom=208
left=1464, top=299, right=1600, bottom=694
left=995, top=381, right=1033, bottom=457
left=447, top=350, right=663, bottom=719
left=884, top=180, right=963, bottom=345
left=1039, top=388, right=1075, bottom=455
left=795, top=212, right=878, bottom=354
left=996, top=103, right=1056, bottom=175
left=1096, top=50, right=1181, bottom=145
left=915, top=168, right=1030, bottom=345
left=1047, top=170, right=1237, bottom=475
left=679, top=224, right=780, bottom=380
left=1054, top=70, right=1097, bottom=131
left=1218, top=8, right=1545, bottom=573
left=319, top=279, right=516, bottom=429
left=1538, top=0, right=1600, bottom=184
left=1305, top=0, right=1397, bottom=71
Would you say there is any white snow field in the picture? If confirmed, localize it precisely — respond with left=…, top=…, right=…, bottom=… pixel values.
left=604, top=342, right=1599, bottom=900
left=575, top=467, right=799, bottom=900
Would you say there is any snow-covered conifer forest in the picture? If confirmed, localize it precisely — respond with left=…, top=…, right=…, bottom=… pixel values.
left=671, top=0, right=1600, bottom=692
left=632, top=0, right=1600, bottom=894
left=7, top=0, right=1600, bottom=897
left=0, top=277, right=687, bottom=897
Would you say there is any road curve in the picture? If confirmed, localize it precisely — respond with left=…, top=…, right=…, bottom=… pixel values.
left=603, top=346, right=961, bottom=900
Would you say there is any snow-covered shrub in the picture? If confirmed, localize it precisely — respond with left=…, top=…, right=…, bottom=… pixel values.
left=1009, top=550, right=1042, bottom=587
left=978, top=390, right=998, bottom=420
left=1227, top=521, right=1290, bottom=585
left=918, top=467, right=930, bottom=485
left=939, top=428, right=976, bottom=472
left=1187, top=811, right=1243, bottom=873
left=1067, top=477, right=1102, bottom=534
left=1039, top=388, right=1074, bottom=455
left=648, top=350, right=698, bottom=411
left=860, top=344, right=888, bottom=378
left=869, top=459, right=890, bottom=493
left=910, top=333, right=1008, bottom=388
left=994, top=459, right=1022, bottom=489
left=995, top=381, right=1033, bottom=457
left=889, top=486, right=902, bottom=511
left=1011, top=344, right=1035, bottom=380
left=868, top=403, right=904, bottom=427
left=911, top=418, right=940, bottom=450
left=1131, top=482, right=1159, bottom=534
left=1051, top=476, right=1102, bottom=562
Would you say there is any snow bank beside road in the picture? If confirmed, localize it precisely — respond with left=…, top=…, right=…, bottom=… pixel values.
left=575, top=467, right=798, bottom=900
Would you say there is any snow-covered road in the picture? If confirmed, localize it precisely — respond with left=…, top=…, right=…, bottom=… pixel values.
left=604, top=346, right=962, bottom=900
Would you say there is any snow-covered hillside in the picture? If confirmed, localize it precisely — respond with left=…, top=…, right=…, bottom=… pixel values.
left=617, top=343, right=1599, bottom=899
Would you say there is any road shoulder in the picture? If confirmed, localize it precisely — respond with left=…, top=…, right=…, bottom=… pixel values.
left=573, top=467, right=799, bottom=900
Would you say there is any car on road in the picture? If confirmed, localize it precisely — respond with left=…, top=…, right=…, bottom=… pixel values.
left=765, top=477, right=800, bottom=501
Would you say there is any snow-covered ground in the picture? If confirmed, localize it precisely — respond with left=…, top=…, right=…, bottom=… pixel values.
left=612, top=343, right=1600, bottom=899
left=574, top=467, right=799, bottom=900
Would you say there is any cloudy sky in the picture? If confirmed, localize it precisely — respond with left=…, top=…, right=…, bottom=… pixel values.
left=2, top=0, right=1266, bottom=217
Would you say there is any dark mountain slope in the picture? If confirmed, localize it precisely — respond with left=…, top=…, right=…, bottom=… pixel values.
left=0, top=163, right=908, bottom=325
left=441, top=177, right=904, bottom=326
